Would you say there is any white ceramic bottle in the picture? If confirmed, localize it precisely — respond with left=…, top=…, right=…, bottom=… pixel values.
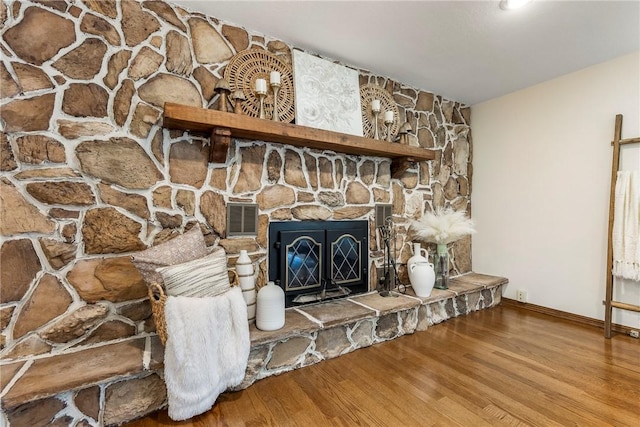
left=407, top=243, right=436, bottom=297
left=256, top=281, right=285, bottom=331
left=236, top=250, right=256, bottom=323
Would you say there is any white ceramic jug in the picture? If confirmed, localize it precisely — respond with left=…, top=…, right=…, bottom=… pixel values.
left=408, top=243, right=428, bottom=266
left=256, top=281, right=285, bottom=331
left=409, top=261, right=436, bottom=297
left=407, top=243, right=436, bottom=297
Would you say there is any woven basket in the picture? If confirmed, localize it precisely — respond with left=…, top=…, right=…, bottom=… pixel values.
left=148, top=271, right=239, bottom=346
left=148, top=283, right=168, bottom=345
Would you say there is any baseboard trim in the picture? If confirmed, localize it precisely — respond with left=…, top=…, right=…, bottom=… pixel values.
left=501, top=298, right=636, bottom=337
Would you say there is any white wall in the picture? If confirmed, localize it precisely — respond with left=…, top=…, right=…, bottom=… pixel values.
left=471, top=52, right=640, bottom=328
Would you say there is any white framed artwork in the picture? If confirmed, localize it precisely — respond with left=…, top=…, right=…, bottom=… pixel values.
left=292, top=50, right=363, bottom=136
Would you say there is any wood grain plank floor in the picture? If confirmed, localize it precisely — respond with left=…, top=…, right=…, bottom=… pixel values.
left=126, top=305, right=639, bottom=427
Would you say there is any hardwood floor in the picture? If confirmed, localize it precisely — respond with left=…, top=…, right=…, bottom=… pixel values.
left=126, top=305, right=640, bottom=426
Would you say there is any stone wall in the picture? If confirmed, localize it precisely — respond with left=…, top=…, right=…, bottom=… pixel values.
left=0, top=0, right=471, bottom=392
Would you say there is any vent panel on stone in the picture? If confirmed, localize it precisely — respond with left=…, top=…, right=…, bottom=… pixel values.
left=227, top=203, right=257, bottom=236
left=375, top=204, right=393, bottom=228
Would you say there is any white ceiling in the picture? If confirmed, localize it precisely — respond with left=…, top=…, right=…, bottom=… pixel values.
left=171, top=1, right=640, bottom=105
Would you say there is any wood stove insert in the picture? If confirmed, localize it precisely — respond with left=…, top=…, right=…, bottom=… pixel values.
left=268, top=220, right=369, bottom=307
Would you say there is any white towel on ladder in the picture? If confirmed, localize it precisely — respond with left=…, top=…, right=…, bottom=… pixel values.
left=612, top=170, right=640, bottom=281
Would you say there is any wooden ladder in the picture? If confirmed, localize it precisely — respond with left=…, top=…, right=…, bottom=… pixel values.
left=604, top=114, right=640, bottom=338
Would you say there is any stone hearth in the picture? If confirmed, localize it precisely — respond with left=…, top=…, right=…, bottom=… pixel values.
left=0, top=273, right=506, bottom=426
left=241, top=273, right=506, bottom=388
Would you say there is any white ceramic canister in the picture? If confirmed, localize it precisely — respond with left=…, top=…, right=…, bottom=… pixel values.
left=236, top=250, right=256, bottom=323
left=407, top=243, right=436, bottom=297
left=256, top=281, right=285, bottom=331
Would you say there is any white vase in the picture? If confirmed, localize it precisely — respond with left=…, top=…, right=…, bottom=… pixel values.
left=256, top=281, right=285, bottom=331
left=236, top=250, right=256, bottom=323
left=407, top=243, right=436, bottom=297
left=408, top=243, right=428, bottom=265
left=236, top=250, right=253, bottom=276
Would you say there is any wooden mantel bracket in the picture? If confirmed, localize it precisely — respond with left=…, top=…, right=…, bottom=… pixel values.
left=391, top=157, right=415, bottom=179
left=210, top=127, right=231, bottom=163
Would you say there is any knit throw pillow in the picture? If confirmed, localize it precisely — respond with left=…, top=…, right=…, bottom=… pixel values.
left=157, top=246, right=231, bottom=298
left=131, top=227, right=208, bottom=285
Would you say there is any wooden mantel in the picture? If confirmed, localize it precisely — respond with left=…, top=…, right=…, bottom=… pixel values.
left=162, top=103, right=435, bottom=177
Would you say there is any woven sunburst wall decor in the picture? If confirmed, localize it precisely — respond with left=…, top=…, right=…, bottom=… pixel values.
left=224, top=49, right=295, bottom=123
left=360, top=84, right=399, bottom=140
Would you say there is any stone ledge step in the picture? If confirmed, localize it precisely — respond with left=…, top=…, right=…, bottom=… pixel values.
left=0, top=272, right=507, bottom=417
left=249, top=272, right=508, bottom=346
left=1, top=336, right=164, bottom=411
left=239, top=273, right=507, bottom=389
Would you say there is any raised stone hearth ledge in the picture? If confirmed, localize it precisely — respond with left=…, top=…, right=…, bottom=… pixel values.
left=0, top=273, right=506, bottom=426
left=241, top=272, right=507, bottom=388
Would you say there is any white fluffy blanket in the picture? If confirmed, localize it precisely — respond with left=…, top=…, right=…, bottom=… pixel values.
left=163, top=286, right=250, bottom=421
left=612, top=170, right=640, bottom=281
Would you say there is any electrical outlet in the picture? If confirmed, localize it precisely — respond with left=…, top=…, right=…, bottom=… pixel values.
left=630, top=330, right=639, bottom=339
left=516, top=290, right=528, bottom=303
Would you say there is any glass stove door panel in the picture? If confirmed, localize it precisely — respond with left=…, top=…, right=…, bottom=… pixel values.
left=327, top=231, right=362, bottom=285
left=280, top=230, right=324, bottom=291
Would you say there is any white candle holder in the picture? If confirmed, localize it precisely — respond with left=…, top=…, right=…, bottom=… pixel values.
left=371, top=101, right=381, bottom=140
left=384, top=115, right=394, bottom=142
left=256, top=90, right=267, bottom=119
left=271, top=82, right=281, bottom=122
left=255, top=78, right=268, bottom=119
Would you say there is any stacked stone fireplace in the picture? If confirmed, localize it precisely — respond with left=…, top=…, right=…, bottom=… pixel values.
left=0, top=0, right=473, bottom=425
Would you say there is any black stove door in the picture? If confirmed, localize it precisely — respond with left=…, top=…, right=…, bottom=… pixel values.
left=278, top=230, right=324, bottom=293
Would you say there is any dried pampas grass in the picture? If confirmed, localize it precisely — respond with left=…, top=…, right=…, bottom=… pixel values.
left=411, top=207, right=476, bottom=244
